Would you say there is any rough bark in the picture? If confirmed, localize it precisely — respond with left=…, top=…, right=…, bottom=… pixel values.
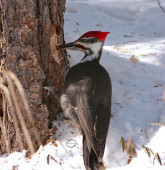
left=0, top=0, right=67, bottom=154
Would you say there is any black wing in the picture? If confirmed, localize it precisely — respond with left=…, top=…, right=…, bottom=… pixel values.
left=65, top=61, right=111, bottom=161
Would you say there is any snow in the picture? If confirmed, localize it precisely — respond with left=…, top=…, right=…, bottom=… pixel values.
left=0, top=0, right=165, bottom=169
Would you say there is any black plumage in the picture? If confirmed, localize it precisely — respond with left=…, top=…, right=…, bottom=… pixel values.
left=60, top=60, right=111, bottom=170
left=58, top=31, right=112, bottom=170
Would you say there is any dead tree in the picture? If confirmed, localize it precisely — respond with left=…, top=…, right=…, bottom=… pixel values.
left=0, top=0, right=67, bottom=154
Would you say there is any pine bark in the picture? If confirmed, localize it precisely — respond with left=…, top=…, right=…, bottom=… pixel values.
left=0, top=0, right=67, bottom=154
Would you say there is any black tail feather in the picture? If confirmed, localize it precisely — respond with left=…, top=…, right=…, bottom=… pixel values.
left=83, top=135, right=104, bottom=170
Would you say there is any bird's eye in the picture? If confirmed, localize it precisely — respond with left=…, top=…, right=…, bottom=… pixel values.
left=80, top=37, right=98, bottom=44
left=80, top=38, right=86, bottom=42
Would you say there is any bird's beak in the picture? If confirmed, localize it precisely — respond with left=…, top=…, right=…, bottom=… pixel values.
left=56, top=41, right=77, bottom=50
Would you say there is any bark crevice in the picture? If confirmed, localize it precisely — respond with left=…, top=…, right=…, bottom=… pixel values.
left=36, top=0, right=45, bottom=71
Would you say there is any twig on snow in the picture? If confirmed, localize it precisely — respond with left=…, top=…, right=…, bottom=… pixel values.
left=158, top=0, right=165, bottom=13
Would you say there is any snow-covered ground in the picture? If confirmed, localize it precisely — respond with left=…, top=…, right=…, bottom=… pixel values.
left=0, top=0, right=165, bottom=169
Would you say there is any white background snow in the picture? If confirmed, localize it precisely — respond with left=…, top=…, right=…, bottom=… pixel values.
left=0, top=0, right=165, bottom=169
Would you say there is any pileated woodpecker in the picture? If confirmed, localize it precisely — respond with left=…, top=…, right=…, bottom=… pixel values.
left=57, top=31, right=111, bottom=170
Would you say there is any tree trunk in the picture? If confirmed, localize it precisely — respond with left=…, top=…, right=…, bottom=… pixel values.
left=0, top=0, right=67, bottom=154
